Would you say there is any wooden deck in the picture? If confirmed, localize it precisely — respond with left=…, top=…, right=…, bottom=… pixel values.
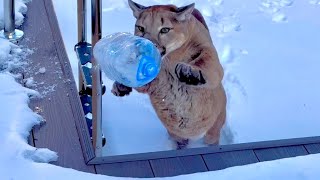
left=21, top=0, right=320, bottom=178
left=21, top=0, right=94, bottom=173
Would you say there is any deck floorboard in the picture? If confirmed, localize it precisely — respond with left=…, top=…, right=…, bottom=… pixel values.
left=304, top=143, right=320, bottom=154
left=202, top=150, right=259, bottom=171
left=20, top=0, right=95, bottom=173
left=254, top=145, right=309, bottom=162
left=95, top=161, right=154, bottom=178
left=149, top=155, right=208, bottom=177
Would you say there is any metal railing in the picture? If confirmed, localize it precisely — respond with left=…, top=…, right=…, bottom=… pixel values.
left=0, top=0, right=24, bottom=42
left=90, top=0, right=103, bottom=157
left=76, top=0, right=104, bottom=157
left=77, top=0, right=86, bottom=92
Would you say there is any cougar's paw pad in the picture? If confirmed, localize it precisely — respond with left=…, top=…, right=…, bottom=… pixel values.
left=175, top=63, right=206, bottom=85
left=176, top=139, right=189, bottom=150
left=111, top=82, right=132, bottom=97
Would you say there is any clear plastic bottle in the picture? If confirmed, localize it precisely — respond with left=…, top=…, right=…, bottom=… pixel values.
left=93, top=32, right=161, bottom=88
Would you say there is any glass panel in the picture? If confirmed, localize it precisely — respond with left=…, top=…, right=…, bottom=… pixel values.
left=53, top=0, right=320, bottom=158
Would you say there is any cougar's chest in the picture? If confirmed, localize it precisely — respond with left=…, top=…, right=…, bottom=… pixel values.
left=150, top=66, right=193, bottom=110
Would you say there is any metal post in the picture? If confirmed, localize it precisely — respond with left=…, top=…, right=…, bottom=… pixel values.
left=77, top=0, right=86, bottom=91
left=77, top=0, right=87, bottom=43
left=91, top=0, right=103, bottom=157
left=0, top=0, right=24, bottom=42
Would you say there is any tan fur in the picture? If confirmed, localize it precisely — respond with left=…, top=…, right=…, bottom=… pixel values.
left=124, top=1, right=227, bottom=145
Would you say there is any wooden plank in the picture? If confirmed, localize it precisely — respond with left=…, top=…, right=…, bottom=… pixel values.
left=95, top=161, right=154, bottom=178
left=23, top=80, right=36, bottom=148
left=202, top=150, right=259, bottom=171
left=304, top=143, right=320, bottom=154
left=89, top=136, right=320, bottom=164
left=254, top=145, right=308, bottom=162
left=20, top=0, right=95, bottom=173
left=43, top=0, right=95, bottom=163
left=149, top=155, right=207, bottom=177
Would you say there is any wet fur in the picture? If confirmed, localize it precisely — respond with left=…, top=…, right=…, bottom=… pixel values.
left=113, top=1, right=227, bottom=148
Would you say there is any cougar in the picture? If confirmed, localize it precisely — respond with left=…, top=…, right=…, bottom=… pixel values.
left=112, top=0, right=226, bottom=149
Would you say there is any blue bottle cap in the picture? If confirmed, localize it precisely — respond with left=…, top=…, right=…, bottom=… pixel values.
left=144, top=62, right=157, bottom=77
left=136, top=55, right=159, bottom=82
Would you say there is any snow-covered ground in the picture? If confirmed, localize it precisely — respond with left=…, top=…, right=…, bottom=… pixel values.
left=1, top=0, right=320, bottom=179
left=53, top=0, right=320, bottom=156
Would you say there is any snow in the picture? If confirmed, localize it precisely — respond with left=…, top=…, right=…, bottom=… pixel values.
left=1, top=0, right=320, bottom=179
left=309, top=0, right=320, bottom=5
left=259, top=0, right=293, bottom=23
left=0, top=97, right=56, bottom=164
left=38, top=67, right=46, bottom=74
left=0, top=73, right=58, bottom=175
left=24, top=76, right=35, bottom=87
left=222, top=0, right=320, bottom=142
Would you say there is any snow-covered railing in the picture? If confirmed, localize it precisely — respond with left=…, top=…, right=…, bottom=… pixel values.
left=0, top=0, right=24, bottom=42
left=75, top=0, right=106, bottom=157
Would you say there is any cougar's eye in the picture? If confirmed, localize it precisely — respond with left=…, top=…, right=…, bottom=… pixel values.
left=136, top=25, right=145, bottom=33
left=160, top=27, right=171, bottom=34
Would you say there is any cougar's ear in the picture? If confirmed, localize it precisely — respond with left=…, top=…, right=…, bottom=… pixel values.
left=176, top=3, right=195, bottom=21
left=128, top=0, right=146, bottom=18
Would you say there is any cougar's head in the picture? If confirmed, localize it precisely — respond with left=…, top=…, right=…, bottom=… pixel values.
left=128, top=0, right=195, bottom=57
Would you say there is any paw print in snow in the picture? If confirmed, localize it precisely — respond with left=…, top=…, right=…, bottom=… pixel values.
left=259, top=0, right=294, bottom=23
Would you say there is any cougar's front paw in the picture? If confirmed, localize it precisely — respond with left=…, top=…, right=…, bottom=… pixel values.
left=111, top=82, right=132, bottom=97
left=176, top=139, right=189, bottom=150
left=175, top=63, right=206, bottom=85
